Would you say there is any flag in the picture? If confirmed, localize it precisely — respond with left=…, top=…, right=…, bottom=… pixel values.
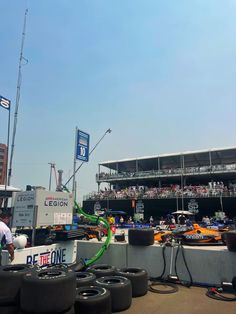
left=0, top=96, right=10, bottom=110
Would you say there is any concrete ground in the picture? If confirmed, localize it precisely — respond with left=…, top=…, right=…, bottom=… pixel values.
left=116, top=285, right=236, bottom=314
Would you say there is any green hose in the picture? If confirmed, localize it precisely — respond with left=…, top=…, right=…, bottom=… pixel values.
left=63, top=187, right=112, bottom=267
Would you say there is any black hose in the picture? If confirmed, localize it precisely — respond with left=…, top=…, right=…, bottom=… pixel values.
left=149, top=245, right=179, bottom=294
left=174, top=242, right=193, bottom=287
left=206, top=288, right=236, bottom=301
left=149, top=245, right=166, bottom=281
left=149, top=282, right=178, bottom=294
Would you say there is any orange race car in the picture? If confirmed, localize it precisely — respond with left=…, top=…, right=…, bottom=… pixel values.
left=154, top=223, right=222, bottom=244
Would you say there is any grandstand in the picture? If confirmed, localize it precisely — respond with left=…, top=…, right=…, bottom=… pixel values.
left=83, top=147, right=236, bottom=220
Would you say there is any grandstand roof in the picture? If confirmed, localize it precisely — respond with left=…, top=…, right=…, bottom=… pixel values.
left=99, top=147, right=236, bottom=171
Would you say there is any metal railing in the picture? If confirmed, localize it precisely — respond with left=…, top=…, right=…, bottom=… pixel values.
left=96, top=163, right=236, bottom=181
left=83, top=190, right=236, bottom=201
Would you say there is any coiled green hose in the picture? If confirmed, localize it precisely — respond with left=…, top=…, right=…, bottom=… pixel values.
left=64, top=186, right=112, bottom=267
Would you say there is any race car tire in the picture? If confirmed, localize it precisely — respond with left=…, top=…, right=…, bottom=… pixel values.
left=63, top=307, right=75, bottom=314
left=0, top=305, right=19, bottom=314
left=86, top=264, right=117, bottom=278
left=116, top=267, right=148, bottom=297
left=20, top=269, right=76, bottom=313
left=232, top=277, right=236, bottom=290
left=224, top=231, right=236, bottom=252
left=221, top=232, right=227, bottom=245
left=20, top=307, right=75, bottom=314
left=74, top=286, right=111, bottom=314
left=94, top=276, right=132, bottom=312
left=0, top=264, right=36, bottom=305
left=114, top=234, right=125, bottom=242
left=128, top=229, right=154, bottom=246
left=76, top=272, right=96, bottom=287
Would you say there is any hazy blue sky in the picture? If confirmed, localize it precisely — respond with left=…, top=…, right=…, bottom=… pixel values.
left=1, top=0, right=236, bottom=203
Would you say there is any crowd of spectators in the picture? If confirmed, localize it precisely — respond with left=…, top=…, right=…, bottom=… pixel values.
left=86, top=182, right=236, bottom=201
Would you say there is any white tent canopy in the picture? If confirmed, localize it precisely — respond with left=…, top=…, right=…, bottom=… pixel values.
left=171, top=210, right=194, bottom=215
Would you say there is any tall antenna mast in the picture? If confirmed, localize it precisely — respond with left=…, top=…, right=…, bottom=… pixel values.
left=8, top=9, right=28, bottom=185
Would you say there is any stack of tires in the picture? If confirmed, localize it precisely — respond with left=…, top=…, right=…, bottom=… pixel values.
left=0, top=262, right=148, bottom=314
left=20, top=268, right=76, bottom=314
left=0, top=264, right=35, bottom=314
left=74, top=263, right=148, bottom=314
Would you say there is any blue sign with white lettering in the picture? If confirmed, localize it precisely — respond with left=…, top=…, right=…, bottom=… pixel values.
left=0, top=95, right=10, bottom=110
left=76, top=129, right=90, bottom=162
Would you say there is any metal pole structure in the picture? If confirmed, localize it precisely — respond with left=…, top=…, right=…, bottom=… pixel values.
left=48, top=163, right=55, bottom=191
left=181, top=156, right=184, bottom=211
left=8, top=9, right=28, bottom=186
left=64, top=128, right=112, bottom=188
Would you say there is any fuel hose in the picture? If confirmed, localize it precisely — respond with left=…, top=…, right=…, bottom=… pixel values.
left=63, top=186, right=112, bottom=267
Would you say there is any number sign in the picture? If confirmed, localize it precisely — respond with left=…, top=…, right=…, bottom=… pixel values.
left=76, top=129, right=90, bottom=162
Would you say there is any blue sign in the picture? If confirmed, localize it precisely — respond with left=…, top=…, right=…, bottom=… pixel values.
left=76, top=129, right=90, bottom=162
left=0, top=95, right=10, bottom=110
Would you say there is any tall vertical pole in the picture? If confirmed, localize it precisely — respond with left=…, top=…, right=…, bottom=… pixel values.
left=8, top=9, right=28, bottom=186
left=48, top=163, right=53, bottom=191
left=72, top=127, right=78, bottom=200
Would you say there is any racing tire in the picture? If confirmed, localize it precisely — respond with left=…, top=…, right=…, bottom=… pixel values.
left=74, top=286, right=111, bottom=314
left=94, top=276, right=132, bottom=312
left=0, top=305, right=19, bottom=314
left=20, top=307, right=75, bottom=314
left=224, top=231, right=236, bottom=252
left=128, top=229, right=154, bottom=246
left=75, top=272, right=96, bottom=287
left=114, top=234, right=125, bottom=242
left=0, top=264, right=36, bottom=305
left=86, top=264, right=117, bottom=278
left=116, top=267, right=148, bottom=297
left=221, top=232, right=227, bottom=245
left=20, top=269, right=76, bottom=313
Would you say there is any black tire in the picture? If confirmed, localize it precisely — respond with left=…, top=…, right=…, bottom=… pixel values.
left=94, top=276, right=132, bottom=312
left=224, top=231, right=236, bottom=251
left=20, top=308, right=75, bottom=314
left=0, top=264, right=36, bottom=305
left=0, top=305, right=19, bottom=314
left=76, top=272, right=96, bottom=287
left=20, top=269, right=76, bottom=313
left=86, top=264, right=117, bottom=278
left=75, top=286, right=111, bottom=314
left=232, top=276, right=236, bottom=291
left=128, top=229, right=154, bottom=246
left=221, top=232, right=227, bottom=245
left=116, top=267, right=148, bottom=297
left=114, top=234, right=125, bottom=242
left=63, top=307, right=75, bottom=314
